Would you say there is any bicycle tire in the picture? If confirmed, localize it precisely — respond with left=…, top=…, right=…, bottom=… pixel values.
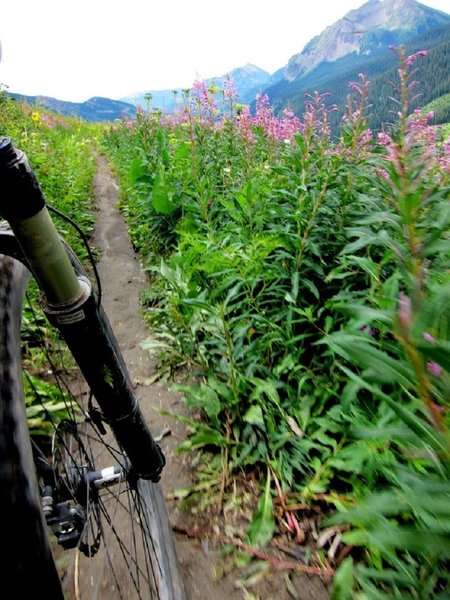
left=0, top=254, right=185, bottom=599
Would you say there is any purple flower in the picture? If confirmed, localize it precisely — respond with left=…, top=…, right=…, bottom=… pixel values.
left=398, top=292, right=412, bottom=327
left=427, top=361, right=442, bottom=377
left=359, top=325, right=376, bottom=337
left=376, top=167, right=390, bottom=181
left=423, top=332, right=436, bottom=344
left=223, top=76, right=238, bottom=101
left=406, top=50, right=428, bottom=67
left=349, top=81, right=362, bottom=94
left=377, top=131, right=392, bottom=146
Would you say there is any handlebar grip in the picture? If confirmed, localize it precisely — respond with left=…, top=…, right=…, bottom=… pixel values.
left=0, top=137, right=46, bottom=223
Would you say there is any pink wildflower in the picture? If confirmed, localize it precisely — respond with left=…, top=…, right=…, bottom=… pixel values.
left=427, top=361, right=442, bottom=377
left=223, top=76, right=238, bottom=101
left=386, top=142, right=403, bottom=174
left=423, top=332, right=435, bottom=344
left=439, top=138, right=450, bottom=173
left=349, top=81, right=362, bottom=94
left=377, top=132, right=393, bottom=146
left=376, top=167, right=390, bottom=181
left=235, top=105, right=254, bottom=143
left=405, top=50, right=428, bottom=67
left=359, top=129, right=373, bottom=146
left=359, top=325, right=376, bottom=337
left=190, top=80, right=218, bottom=123
left=302, top=91, right=333, bottom=139
left=398, top=292, right=412, bottom=327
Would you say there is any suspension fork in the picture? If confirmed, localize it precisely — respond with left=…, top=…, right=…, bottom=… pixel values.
left=0, top=137, right=165, bottom=481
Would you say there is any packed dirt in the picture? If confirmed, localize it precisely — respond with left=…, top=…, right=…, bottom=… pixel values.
left=91, top=153, right=331, bottom=600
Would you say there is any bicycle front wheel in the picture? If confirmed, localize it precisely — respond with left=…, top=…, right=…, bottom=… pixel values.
left=0, top=254, right=185, bottom=599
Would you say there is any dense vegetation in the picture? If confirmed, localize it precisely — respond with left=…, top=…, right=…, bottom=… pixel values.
left=102, top=50, right=450, bottom=598
left=0, top=88, right=95, bottom=249
left=0, top=88, right=96, bottom=434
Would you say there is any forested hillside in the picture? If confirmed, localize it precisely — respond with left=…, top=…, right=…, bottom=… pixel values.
left=423, top=92, right=450, bottom=124
left=264, top=23, right=450, bottom=131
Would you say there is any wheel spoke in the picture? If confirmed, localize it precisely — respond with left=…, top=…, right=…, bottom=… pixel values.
left=0, top=255, right=184, bottom=599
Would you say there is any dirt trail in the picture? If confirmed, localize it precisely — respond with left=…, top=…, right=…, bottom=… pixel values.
left=91, top=154, right=330, bottom=600
left=92, top=153, right=243, bottom=600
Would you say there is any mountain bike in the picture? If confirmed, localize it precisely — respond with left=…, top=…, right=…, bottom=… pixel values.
left=0, top=137, right=186, bottom=599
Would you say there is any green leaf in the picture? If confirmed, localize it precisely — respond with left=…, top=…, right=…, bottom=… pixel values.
left=345, top=255, right=379, bottom=280
left=129, top=157, right=148, bottom=185
left=303, top=278, right=320, bottom=300
left=333, top=303, right=392, bottom=326
left=344, top=527, right=450, bottom=558
left=177, top=427, right=228, bottom=452
left=356, top=211, right=402, bottom=228
left=340, top=229, right=385, bottom=255
left=341, top=529, right=370, bottom=546
left=151, top=171, right=178, bottom=215
left=175, top=141, right=191, bottom=160
left=338, top=365, right=449, bottom=456
left=356, top=566, right=420, bottom=585
left=180, top=384, right=222, bottom=424
left=199, top=385, right=222, bottom=426
left=26, top=402, right=69, bottom=417
left=247, top=469, right=275, bottom=548
left=243, top=405, right=265, bottom=428
left=331, top=557, right=354, bottom=600
left=323, top=334, right=414, bottom=388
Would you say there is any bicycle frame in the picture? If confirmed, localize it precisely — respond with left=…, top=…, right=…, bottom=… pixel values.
left=0, top=136, right=165, bottom=482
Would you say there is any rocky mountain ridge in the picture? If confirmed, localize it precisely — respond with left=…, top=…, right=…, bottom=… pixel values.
left=281, top=0, right=450, bottom=83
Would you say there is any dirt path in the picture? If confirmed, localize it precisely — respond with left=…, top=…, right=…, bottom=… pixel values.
left=91, top=153, right=244, bottom=600
left=91, top=154, right=330, bottom=600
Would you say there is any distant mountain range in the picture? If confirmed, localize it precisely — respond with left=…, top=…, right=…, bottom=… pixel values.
left=8, top=93, right=136, bottom=122
left=7, top=0, right=450, bottom=125
left=7, top=63, right=271, bottom=122
left=122, top=63, right=271, bottom=113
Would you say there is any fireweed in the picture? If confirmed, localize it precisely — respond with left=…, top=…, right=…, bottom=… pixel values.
left=324, top=48, right=450, bottom=598
left=102, top=53, right=449, bottom=598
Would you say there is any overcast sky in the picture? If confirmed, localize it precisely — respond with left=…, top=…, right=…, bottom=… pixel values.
left=1, top=0, right=449, bottom=102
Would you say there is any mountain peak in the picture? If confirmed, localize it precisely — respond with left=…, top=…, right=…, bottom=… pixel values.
left=284, top=0, right=450, bottom=81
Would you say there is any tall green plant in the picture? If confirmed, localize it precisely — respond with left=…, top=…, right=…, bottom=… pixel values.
left=324, top=48, right=450, bottom=598
left=102, top=56, right=450, bottom=596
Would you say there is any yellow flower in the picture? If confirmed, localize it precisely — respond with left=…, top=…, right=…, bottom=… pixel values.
left=31, top=111, right=41, bottom=124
